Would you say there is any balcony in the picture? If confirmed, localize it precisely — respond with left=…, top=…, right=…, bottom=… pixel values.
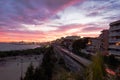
left=109, top=50, right=120, bottom=56
left=109, top=32, right=120, bottom=37
left=109, top=45, right=120, bottom=50
left=110, top=25, right=120, bottom=31
left=109, top=39, right=120, bottom=43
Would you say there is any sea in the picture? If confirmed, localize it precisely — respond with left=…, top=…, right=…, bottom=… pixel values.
left=0, top=43, right=40, bottom=51
left=0, top=43, right=43, bottom=80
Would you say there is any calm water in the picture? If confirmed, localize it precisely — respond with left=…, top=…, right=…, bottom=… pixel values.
left=0, top=43, right=40, bottom=51
left=0, top=55, right=43, bottom=80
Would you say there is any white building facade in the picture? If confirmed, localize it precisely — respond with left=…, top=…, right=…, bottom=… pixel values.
left=109, top=20, right=120, bottom=56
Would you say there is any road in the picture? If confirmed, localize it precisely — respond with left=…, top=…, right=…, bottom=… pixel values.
left=53, top=45, right=91, bottom=71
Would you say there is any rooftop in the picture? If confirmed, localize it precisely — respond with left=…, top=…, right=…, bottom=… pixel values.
left=110, top=20, right=120, bottom=26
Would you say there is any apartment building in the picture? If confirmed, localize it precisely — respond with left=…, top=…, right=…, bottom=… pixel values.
left=99, top=30, right=109, bottom=55
left=81, top=37, right=100, bottom=55
left=109, top=20, right=120, bottom=56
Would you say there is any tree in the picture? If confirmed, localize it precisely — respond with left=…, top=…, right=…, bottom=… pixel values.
left=33, top=67, right=46, bottom=80
left=40, top=46, right=57, bottom=80
left=72, top=38, right=88, bottom=54
left=24, top=63, right=34, bottom=80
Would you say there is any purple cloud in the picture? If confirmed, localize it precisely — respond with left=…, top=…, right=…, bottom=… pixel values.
left=0, top=0, right=78, bottom=28
left=81, top=27, right=104, bottom=32
left=0, top=0, right=120, bottom=42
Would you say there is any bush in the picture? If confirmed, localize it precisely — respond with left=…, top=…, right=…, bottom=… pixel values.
left=85, top=53, right=106, bottom=80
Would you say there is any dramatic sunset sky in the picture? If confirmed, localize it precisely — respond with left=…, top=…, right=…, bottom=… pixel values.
left=0, top=0, right=120, bottom=42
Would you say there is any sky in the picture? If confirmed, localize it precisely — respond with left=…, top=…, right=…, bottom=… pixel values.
left=0, top=0, right=120, bottom=42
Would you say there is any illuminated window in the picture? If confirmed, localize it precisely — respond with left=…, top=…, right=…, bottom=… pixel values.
left=116, top=42, right=120, bottom=46
left=88, top=41, right=91, bottom=45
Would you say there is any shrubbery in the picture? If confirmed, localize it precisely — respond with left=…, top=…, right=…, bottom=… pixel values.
left=0, top=47, right=46, bottom=58
left=23, top=46, right=57, bottom=80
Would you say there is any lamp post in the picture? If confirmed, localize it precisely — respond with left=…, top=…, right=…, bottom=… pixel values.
left=20, top=58, right=23, bottom=80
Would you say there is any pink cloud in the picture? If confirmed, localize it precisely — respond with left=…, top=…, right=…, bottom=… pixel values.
left=0, top=23, right=102, bottom=42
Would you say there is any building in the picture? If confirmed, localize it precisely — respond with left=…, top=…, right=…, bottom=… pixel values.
left=109, top=20, right=120, bottom=57
left=81, top=38, right=100, bottom=55
left=99, top=30, right=109, bottom=55
left=87, top=38, right=100, bottom=52
left=61, top=36, right=81, bottom=50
